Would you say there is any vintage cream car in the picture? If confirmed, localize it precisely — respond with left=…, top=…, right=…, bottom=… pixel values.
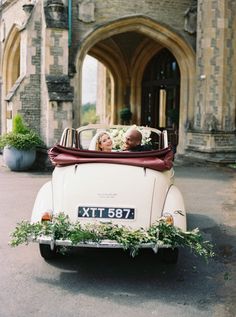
left=31, top=125, right=186, bottom=262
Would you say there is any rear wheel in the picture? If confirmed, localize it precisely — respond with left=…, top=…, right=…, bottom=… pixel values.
left=159, top=247, right=179, bottom=264
left=39, top=244, right=57, bottom=260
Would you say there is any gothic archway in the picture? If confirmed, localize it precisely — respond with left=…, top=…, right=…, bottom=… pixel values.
left=74, top=15, right=195, bottom=154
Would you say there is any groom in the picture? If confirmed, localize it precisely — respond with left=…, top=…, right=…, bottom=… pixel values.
left=123, top=128, right=151, bottom=152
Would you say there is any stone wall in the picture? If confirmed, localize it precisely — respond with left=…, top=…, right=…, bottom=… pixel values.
left=18, top=18, right=42, bottom=135
left=0, top=0, right=235, bottom=161
left=0, top=1, right=42, bottom=134
left=195, top=0, right=236, bottom=132
left=186, top=131, right=236, bottom=162
left=70, top=0, right=196, bottom=66
left=0, top=0, right=25, bottom=38
left=41, top=0, right=73, bottom=146
left=188, top=0, right=236, bottom=159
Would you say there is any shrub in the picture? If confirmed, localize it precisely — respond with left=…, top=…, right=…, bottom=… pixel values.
left=0, top=115, right=44, bottom=150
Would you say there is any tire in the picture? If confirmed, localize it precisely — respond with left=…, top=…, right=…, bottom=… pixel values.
left=159, top=247, right=179, bottom=264
left=39, top=244, right=57, bottom=260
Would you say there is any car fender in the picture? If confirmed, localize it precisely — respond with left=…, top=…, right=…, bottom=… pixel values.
left=162, top=185, right=187, bottom=231
left=31, top=181, right=53, bottom=223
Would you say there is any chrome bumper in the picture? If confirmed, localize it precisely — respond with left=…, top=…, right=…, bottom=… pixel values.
left=33, top=235, right=171, bottom=253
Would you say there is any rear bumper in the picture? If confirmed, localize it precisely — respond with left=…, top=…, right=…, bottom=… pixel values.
left=34, top=235, right=172, bottom=253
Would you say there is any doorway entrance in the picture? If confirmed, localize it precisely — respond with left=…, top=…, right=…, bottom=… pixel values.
left=141, top=48, right=180, bottom=148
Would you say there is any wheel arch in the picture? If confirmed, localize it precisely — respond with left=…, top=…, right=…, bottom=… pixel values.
left=162, top=184, right=186, bottom=231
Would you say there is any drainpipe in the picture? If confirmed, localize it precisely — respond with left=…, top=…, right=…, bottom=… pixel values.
left=68, top=0, right=72, bottom=47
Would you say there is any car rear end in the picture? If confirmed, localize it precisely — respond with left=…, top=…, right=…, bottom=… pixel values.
left=30, top=125, right=185, bottom=261
left=31, top=162, right=176, bottom=258
left=51, top=163, right=170, bottom=228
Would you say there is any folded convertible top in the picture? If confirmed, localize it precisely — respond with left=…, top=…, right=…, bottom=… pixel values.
left=48, top=144, right=174, bottom=171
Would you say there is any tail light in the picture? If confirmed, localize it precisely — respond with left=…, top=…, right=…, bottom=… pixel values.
left=41, top=211, right=52, bottom=222
left=162, top=212, right=174, bottom=225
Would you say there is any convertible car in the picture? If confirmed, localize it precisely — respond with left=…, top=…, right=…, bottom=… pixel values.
left=31, top=124, right=186, bottom=262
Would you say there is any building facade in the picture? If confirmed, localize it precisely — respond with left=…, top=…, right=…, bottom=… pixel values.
left=0, top=0, right=235, bottom=162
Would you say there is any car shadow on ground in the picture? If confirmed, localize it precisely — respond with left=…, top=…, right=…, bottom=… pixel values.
left=34, top=213, right=236, bottom=313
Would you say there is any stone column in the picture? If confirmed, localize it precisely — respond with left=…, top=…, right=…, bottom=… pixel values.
left=186, top=0, right=236, bottom=162
left=41, top=0, right=73, bottom=146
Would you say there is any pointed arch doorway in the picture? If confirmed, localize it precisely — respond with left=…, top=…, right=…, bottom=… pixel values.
left=75, top=16, right=195, bottom=153
left=141, top=48, right=180, bottom=148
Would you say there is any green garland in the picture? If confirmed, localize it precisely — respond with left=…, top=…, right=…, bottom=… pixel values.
left=10, top=213, right=214, bottom=259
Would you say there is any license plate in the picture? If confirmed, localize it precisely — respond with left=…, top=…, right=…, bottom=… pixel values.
left=78, top=206, right=135, bottom=219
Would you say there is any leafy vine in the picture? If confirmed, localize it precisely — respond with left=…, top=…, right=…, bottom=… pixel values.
left=10, top=213, right=214, bottom=260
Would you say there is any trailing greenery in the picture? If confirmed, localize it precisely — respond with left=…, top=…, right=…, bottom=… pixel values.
left=10, top=213, right=214, bottom=260
left=0, top=114, right=44, bottom=150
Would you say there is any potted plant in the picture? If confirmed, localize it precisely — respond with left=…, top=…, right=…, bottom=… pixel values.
left=119, top=107, right=132, bottom=124
left=0, top=114, right=44, bottom=171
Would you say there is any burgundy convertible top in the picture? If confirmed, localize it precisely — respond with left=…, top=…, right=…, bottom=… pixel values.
left=48, top=144, right=174, bottom=172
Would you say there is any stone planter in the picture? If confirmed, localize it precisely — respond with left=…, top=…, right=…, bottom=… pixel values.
left=3, top=146, right=36, bottom=171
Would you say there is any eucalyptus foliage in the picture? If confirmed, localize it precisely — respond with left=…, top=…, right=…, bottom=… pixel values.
left=10, top=213, right=214, bottom=260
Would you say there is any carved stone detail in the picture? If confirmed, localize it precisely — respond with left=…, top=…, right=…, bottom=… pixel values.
left=22, top=3, right=34, bottom=15
left=203, top=114, right=219, bottom=132
left=78, top=0, right=95, bottom=23
left=184, top=4, right=197, bottom=34
left=48, top=1, right=64, bottom=21
left=44, top=0, right=68, bottom=29
left=46, top=75, right=74, bottom=101
left=0, top=19, right=6, bottom=42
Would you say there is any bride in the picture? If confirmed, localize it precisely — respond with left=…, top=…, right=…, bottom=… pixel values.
left=88, top=131, right=113, bottom=152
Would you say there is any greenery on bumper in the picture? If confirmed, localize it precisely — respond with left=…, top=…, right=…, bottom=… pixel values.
left=10, top=213, right=214, bottom=260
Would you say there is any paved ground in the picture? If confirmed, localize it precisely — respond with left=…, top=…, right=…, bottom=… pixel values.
left=0, top=154, right=236, bottom=317
left=174, top=159, right=236, bottom=317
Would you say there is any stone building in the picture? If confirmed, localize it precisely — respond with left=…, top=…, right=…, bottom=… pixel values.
left=0, top=0, right=235, bottom=162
